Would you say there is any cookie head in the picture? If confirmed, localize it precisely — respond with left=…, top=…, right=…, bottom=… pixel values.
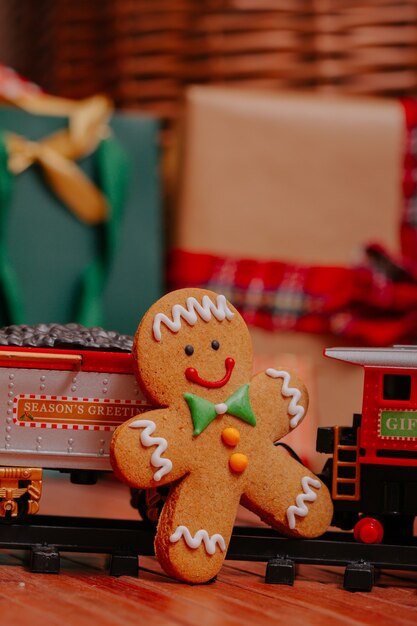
left=134, top=288, right=253, bottom=406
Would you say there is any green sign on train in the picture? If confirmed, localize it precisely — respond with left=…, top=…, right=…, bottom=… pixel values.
left=380, top=411, right=417, bottom=439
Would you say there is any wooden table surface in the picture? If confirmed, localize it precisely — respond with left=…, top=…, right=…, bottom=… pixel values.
left=0, top=473, right=415, bottom=626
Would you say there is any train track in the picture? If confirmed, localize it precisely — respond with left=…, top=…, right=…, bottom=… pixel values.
left=0, top=516, right=416, bottom=590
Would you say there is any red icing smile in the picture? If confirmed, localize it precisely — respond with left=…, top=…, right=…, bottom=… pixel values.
left=185, top=357, right=235, bottom=389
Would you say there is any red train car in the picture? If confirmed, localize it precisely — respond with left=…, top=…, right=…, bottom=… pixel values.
left=317, top=346, right=417, bottom=544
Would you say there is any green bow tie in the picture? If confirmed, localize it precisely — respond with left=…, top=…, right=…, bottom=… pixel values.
left=184, top=384, right=256, bottom=436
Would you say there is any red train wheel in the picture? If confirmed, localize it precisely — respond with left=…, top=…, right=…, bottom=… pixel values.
left=353, top=516, right=384, bottom=544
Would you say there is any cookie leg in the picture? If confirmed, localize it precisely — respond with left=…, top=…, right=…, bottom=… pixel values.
left=241, top=445, right=333, bottom=538
left=155, top=472, right=241, bottom=583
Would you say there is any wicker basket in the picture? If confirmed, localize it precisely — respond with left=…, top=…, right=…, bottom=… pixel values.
left=1, top=0, right=417, bottom=141
left=312, top=0, right=417, bottom=95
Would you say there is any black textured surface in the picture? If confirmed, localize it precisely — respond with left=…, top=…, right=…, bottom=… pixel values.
left=0, top=517, right=415, bottom=574
left=0, top=323, right=133, bottom=352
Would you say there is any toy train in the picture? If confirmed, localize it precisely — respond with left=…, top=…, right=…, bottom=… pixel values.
left=0, top=324, right=151, bottom=518
left=0, top=323, right=415, bottom=546
left=317, top=346, right=417, bottom=545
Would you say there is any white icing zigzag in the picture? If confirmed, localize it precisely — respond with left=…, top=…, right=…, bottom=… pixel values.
left=265, top=368, right=305, bottom=428
left=153, top=294, right=234, bottom=341
left=170, top=525, right=226, bottom=555
left=286, top=476, right=321, bottom=530
left=129, top=418, right=173, bottom=482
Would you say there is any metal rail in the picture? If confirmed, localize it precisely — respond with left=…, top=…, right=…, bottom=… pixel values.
left=0, top=515, right=155, bottom=555
left=0, top=516, right=415, bottom=589
left=230, top=526, right=417, bottom=570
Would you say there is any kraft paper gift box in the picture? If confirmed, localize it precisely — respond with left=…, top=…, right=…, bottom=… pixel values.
left=0, top=98, right=162, bottom=335
left=170, top=86, right=408, bottom=467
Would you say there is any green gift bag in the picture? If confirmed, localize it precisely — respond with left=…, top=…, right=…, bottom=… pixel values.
left=0, top=96, right=163, bottom=335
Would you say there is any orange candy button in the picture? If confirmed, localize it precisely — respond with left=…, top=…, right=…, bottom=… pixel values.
left=229, top=453, right=248, bottom=473
left=221, top=427, right=240, bottom=447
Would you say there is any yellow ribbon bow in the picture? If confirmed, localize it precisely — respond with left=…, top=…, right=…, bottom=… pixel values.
left=1, top=91, right=113, bottom=225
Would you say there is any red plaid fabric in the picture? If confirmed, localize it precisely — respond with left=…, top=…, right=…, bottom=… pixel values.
left=169, top=247, right=417, bottom=346
left=169, top=100, right=417, bottom=347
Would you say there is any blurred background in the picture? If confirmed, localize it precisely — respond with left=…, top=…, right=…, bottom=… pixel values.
left=1, top=1, right=417, bottom=141
left=1, top=0, right=417, bottom=470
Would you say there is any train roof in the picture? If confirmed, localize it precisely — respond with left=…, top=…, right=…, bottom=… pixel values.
left=325, top=346, right=417, bottom=368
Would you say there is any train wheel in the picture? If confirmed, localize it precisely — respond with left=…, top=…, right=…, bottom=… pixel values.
left=380, top=514, right=415, bottom=544
left=0, top=495, right=29, bottom=524
left=353, top=516, right=384, bottom=544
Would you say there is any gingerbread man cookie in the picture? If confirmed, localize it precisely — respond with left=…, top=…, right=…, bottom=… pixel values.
left=110, top=288, right=333, bottom=583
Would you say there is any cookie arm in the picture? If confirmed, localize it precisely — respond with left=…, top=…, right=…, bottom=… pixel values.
left=110, top=409, right=188, bottom=488
left=249, top=368, right=308, bottom=443
left=241, top=445, right=333, bottom=538
left=155, top=471, right=241, bottom=584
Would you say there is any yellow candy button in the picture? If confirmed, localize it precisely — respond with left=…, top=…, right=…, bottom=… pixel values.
left=229, top=453, right=248, bottom=473
left=221, top=427, right=240, bottom=447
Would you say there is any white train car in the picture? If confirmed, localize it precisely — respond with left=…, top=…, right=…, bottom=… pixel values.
left=0, top=324, right=151, bottom=518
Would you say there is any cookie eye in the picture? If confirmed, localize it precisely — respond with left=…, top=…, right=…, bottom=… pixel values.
left=211, top=340, right=220, bottom=351
left=184, top=345, right=194, bottom=356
